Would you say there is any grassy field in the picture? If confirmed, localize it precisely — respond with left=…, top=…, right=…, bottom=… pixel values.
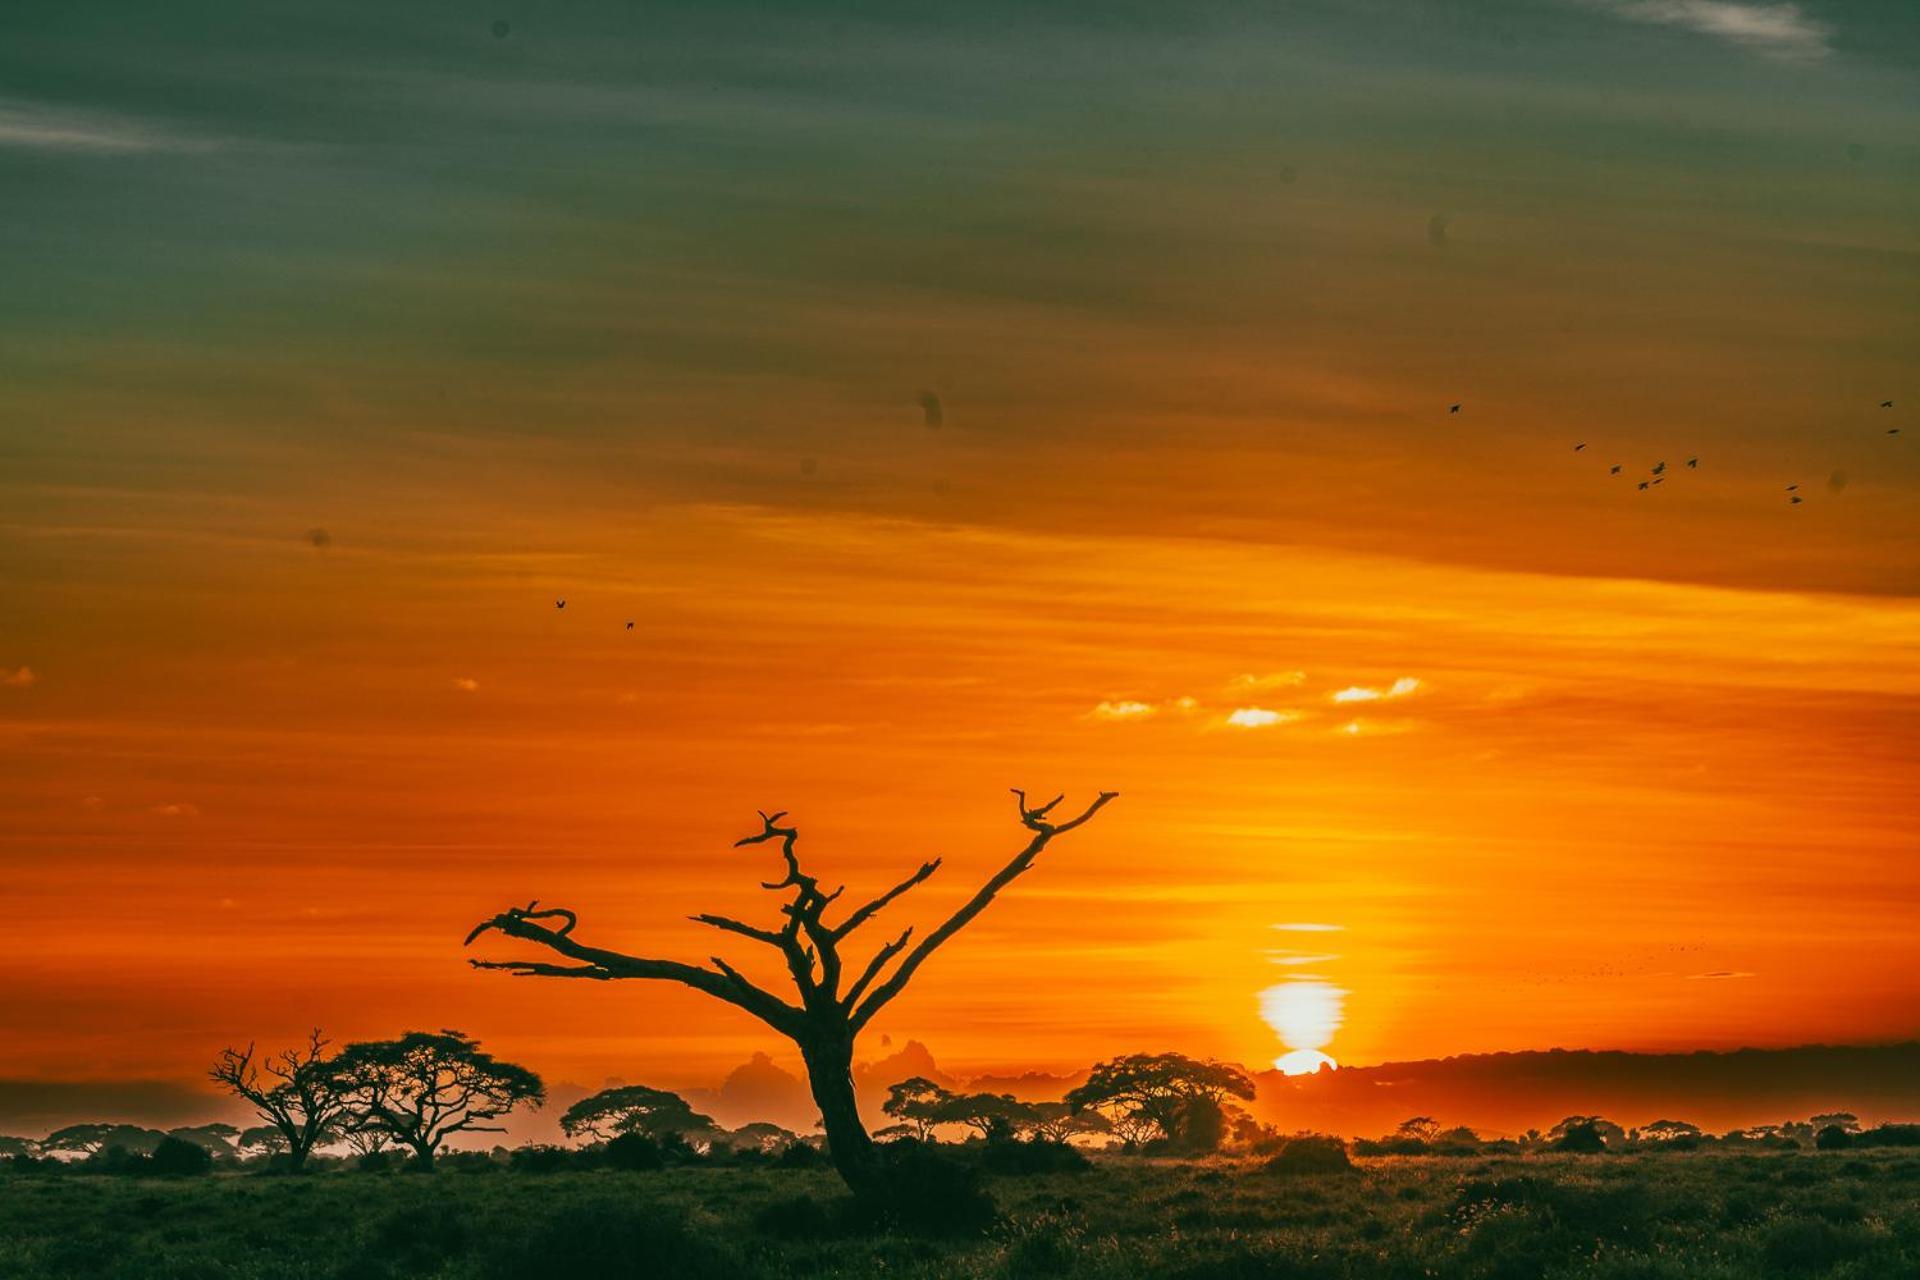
left=3, top=1151, right=1917, bottom=1279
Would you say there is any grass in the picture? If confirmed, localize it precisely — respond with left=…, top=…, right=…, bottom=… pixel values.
left=3, top=1150, right=1918, bottom=1279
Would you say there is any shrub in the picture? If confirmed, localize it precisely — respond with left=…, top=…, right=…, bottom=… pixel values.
left=753, top=1193, right=838, bottom=1240
left=363, top=1200, right=471, bottom=1273
left=145, top=1136, right=214, bottom=1177
left=981, top=1137, right=1091, bottom=1175
left=603, top=1132, right=665, bottom=1171
left=1263, top=1133, right=1354, bottom=1176
left=356, top=1150, right=394, bottom=1174
left=849, top=1142, right=998, bottom=1236
left=1555, top=1120, right=1609, bottom=1154
left=508, top=1144, right=573, bottom=1173
left=774, top=1140, right=825, bottom=1170
left=480, top=1199, right=738, bottom=1279
left=1815, top=1126, right=1853, bottom=1151
left=1760, top=1216, right=1870, bottom=1274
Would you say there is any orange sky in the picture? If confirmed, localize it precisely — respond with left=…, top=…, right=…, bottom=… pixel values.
left=2, top=1, right=1917, bottom=1099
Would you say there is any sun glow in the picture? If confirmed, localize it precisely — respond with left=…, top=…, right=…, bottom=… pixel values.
left=1258, top=977, right=1348, bottom=1073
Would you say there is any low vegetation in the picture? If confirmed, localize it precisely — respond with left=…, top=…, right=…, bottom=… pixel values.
left=4, top=1145, right=1918, bottom=1279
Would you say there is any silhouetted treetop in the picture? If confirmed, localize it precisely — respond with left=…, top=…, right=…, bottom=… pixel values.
left=332, top=1029, right=543, bottom=1170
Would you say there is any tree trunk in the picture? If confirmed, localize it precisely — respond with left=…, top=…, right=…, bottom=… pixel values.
left=800, top=1035, right=876, bottom=1193
left=411, top=1138, right=436, bottom=1171
left=287, top=1144, right=308, bottom=1173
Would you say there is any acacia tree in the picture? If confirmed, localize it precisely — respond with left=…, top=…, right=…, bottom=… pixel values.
left=1023, top=1101, right=1113, bottom=1144
left=937, top=1092, right=1032, bottom=1141
left=1065, top=1053, right=1256, bottom=1151
left=559, top=1085, right=721, bottom=1145
left=881, top=1076, right=954, bottom=1141
left=333, top=1030, right=544, bottom=1169
left=466, top=788, right=1117, bottom=1193
left=209, top=1031, right=348, bottom=1173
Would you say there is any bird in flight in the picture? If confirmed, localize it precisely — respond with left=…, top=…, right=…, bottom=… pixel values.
left=1790, top=495, right=1803, bottom=505
left=1610, top=465, right=1622, bottom=475
left=1882, top=400, right=1894, bottom=408
left=918, top=391, right=944, bottom=428
left=1637, top=480, right=1650, bottom=490
left=1686, top=458, right=1698, bottom=469
left=1785, top=484, right=1799, bottom=492
left=1651, top=461, right=1667, bottom=476
left=1574, top=443, right=1587, bottom=452
left=1651, top=476, right=1665, bottom=486
left=1448, top=403, right=1461, bottom=414
left=1890, top=428, right=1902, bottom=436
left=556, top=599, right=566, bottom=609
left=625, top=620, right=634, bottom=630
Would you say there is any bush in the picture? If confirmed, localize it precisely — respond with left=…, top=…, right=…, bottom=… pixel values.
left=1555, top=1120, right=1609, bottom=1154
left=1815, top=1126, right=1853, bottom=1151
left=981, top=1137, right=1091, bottom=1176
left=1761, top=1216, right=1870, bottom=1274
left=363, top=1200, right=470, bottom=1273
left=356, top=1150, right=394, bottom=1174
left=1263, top=1133, right=1354, bottom=1176
left=849, top=1142, right=998, bottom=1237
left=145, top=1136, right=213, bottom=1177
left=774, top=1140, right=825, bottom=1170
left=753, top=1193, right=839, bottom=1240
left=603, top=1132, right=665, bottom=1171
left=479, top=1199, right=738, bottom=1279
left=508, top=1145, right=573, bottom=1173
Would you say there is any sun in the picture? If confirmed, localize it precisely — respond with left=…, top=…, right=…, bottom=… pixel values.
left=1275, top=1048, right=1337, bottom=1075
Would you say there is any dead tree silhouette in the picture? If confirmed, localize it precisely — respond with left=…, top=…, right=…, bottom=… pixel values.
left=465, top=788, right=1116, bottom=1193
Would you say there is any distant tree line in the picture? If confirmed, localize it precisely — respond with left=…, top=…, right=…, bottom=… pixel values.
left=6, top=1034, right=1917, bottom=1178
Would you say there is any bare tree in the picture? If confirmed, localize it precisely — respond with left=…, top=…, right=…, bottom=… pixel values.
left=210, top=1031, right=349, bottom=1173
left=466, top=787, right=1116, bottom=1192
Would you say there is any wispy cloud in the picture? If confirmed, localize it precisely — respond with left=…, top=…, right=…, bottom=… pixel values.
left=1230, top=671, right=1306, bottom=690
left=1599, top=1, right=1831, bottom=59
left=0, top=100, right=218, bottom=153
left=1685, top=970, right=1757, bottom=980
left=451, top=677, right=480, bottom=693
left=1090, top=699, right=1157, bottom=721
left=150, top=802, right=200, bottom=818
left=1226, top=707, right=1302, bottom=728
left=1332, top=678, right=1422, bottom=704
left=1272, top=922, right=1344, bottom=933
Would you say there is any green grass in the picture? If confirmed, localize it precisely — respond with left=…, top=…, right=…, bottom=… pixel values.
left=3, top=1151, right=1918, bottom=1279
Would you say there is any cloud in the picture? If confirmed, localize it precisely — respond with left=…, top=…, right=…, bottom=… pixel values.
left=1226, top=707, right=1302, bottom=728
left=0, top=100, right=218, bottom=153
left=1230, top=671, right=1306, bottom=690
left=1090, top=699, right=1156, bottom=721
left=1, top=666, right=34, bottom=687
left=1272, top=922, right=1344, bottom=933
left=1266, top=952, right=1341, bottom=966
left=1599, top=1, right=1831, bottom=59
left=451, top=677, right=480, bottom=692
left=150, top=802, right=200, bottom=818
left=1685, top=970, right=1757, bottom=980
left=1332, top=678, right=1422, bottom=703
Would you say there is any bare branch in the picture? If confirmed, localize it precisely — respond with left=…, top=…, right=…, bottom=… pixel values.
left=689, top=913, right=785, bottom=948
left=852, top=789, right=1116, bottom=1031
left=468, top=958, right=616, bottom=979
left=464, top=904, right=804, bottom=1035
left=832, top=859, right=942, bottom=940
left=842, top=926, right=913, bottom=1010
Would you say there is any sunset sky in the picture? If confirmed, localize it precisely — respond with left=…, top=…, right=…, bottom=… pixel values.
left=2, top=1, right=1917, bottom=1104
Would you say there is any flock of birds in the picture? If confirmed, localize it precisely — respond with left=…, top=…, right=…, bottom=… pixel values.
left=1497, top=397, right=1900, bottom=508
